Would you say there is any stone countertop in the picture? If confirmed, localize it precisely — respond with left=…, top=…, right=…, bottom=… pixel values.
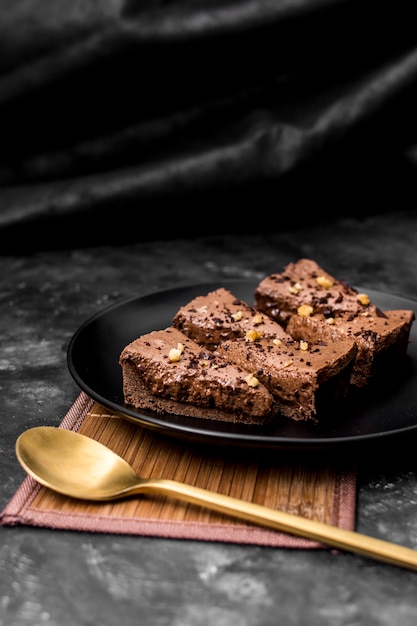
left=1, top=209, right=417, bottom=625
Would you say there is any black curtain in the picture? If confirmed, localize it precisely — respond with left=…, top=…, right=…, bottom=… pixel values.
left=1, top=0, right=417, bottom=251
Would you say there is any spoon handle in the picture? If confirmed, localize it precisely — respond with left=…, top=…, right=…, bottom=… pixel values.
left=138, top=478, right=417, bottom=572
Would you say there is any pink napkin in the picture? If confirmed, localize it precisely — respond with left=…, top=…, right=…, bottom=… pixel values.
left=0, top=392, right=356, bottom=548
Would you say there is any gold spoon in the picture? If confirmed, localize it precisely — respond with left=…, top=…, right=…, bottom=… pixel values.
left=16, top=426, right=417, bottom=572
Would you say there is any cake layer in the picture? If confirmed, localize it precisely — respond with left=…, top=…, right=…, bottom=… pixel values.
left=119, top=326, right=276, bottom=425
left=172, top=287, right=289, bottom=350
left=215, top=332, right=357, bottom=422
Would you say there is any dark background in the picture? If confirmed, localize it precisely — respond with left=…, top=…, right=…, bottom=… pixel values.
left=1, top=0, right=417, bottom=251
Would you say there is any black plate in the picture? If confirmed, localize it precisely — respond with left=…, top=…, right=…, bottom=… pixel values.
left=67, top=281, right=417, bottom=451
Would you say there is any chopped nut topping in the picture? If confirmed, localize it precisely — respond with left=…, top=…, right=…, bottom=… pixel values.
left=357, top=293, right=370, bottom=306
left=245, top=374, right=259, bottom=388
left=299, top=340, right=309, bottom=351
left=232, top=310, right=243, bottom=321
left=199, top=359, right=210, bottom=367
left=252, top=313, right=263, bottom=325
left=316, top=275, right=334, bottom=288
left=245, top=329, right=263, bottom=342
left=288, top=282, right=302, bottom=295
left=168, top=348, right=183, bottom=362
left=356, top=293, right=370, bottom=306
left=197, top=305, right=208, bottom=313
left=326, top=317, right=336, bottom=325
left=284, top=360, right=293, bottom=368
left=297, top=304, right=314, bottom=317
left=273, top=338, right=282, bottom=346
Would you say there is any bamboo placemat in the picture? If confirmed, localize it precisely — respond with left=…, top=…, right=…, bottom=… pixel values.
left=0, top=392, right=356, bottom=548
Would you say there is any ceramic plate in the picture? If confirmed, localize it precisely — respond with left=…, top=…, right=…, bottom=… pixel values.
left=67, top=281, right=417, bottom=451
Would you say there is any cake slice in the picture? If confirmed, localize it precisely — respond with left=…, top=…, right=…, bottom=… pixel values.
left=172, top=287, right=289, bottom=350
left=215, top=330, right=357, bottom=422
left=286, top=308, right=415, bottom=389
left=255, top=258, right=415, bottom=389
left=119, top=326, right=277, bottom=425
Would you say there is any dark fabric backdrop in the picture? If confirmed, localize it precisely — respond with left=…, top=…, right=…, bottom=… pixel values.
left=1, top=0, right=417, bottom=251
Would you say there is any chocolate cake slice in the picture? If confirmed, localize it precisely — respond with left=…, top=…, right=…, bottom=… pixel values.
left=215, top=331, right=357, bottom=422
left=286, top=308, right=415, bottom=389
left=172, top=286, right=358, bottom=422
left=119, top=326, right=277, bottom=425
left=255, top=258, right=415, bottom=389
left=172, top=287, right=289, bottom=350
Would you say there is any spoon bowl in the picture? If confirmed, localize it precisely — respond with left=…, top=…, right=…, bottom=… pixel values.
left=16, top=426, right=142, bottom=500
left=15, top=426, right=417, bottom=572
